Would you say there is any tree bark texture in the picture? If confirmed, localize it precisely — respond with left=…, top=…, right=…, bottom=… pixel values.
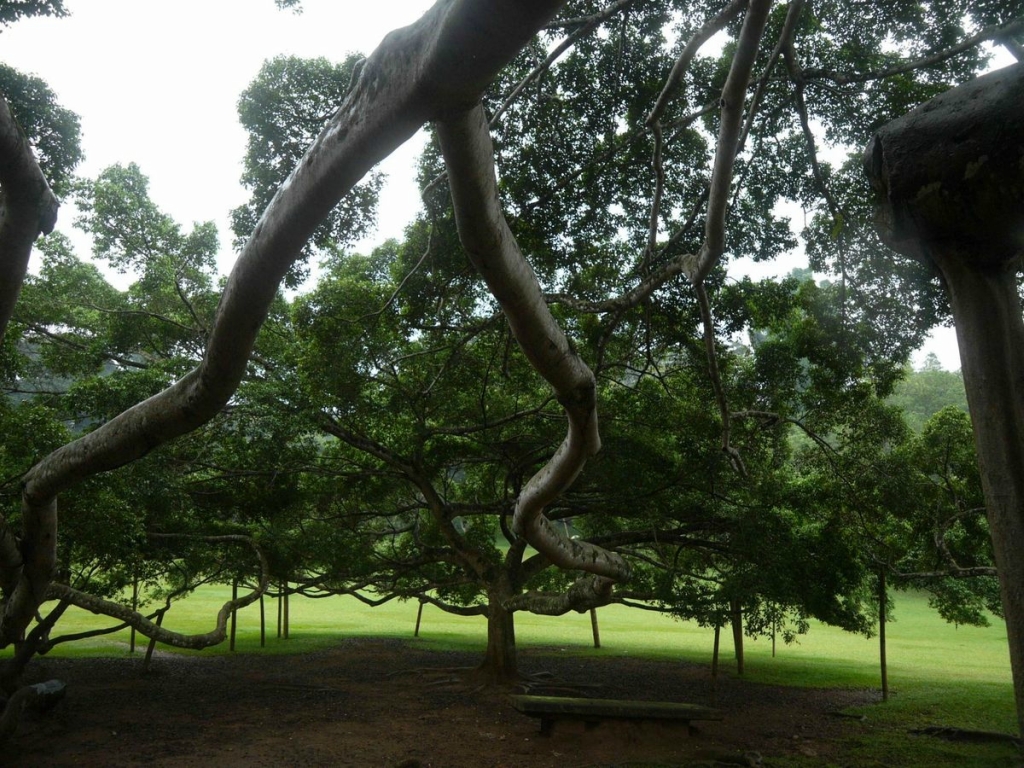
left=865, top=61, right=1024, bottom=733
left=0, top=93, right=59, bottom=344
left=730, top=598, right=744, bottom=676
left=480, top=585, right=518, bottom=683
left=0, top=0, right=567, bottom=649
left=438, top=103, right=629, bottom=616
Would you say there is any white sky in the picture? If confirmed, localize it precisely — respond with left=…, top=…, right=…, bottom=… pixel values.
left=3, top=0, right=976, bottom=370
left=3, top=0, right=434, bottom=266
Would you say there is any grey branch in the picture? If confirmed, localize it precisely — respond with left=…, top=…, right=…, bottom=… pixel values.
left=438, top=103, right=629, bottom=597
left=45, top=534, right=269, bottom=650
left=1, top=0, right=568, bottom=648
left=0, top=93, right=59, bottom=344
left=692, top=0, right=774, bottom=283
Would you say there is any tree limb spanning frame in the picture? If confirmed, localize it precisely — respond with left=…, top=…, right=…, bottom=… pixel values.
left=0, top=0, right=569, bottom=648
left=438, top=102, right=630, bottom=613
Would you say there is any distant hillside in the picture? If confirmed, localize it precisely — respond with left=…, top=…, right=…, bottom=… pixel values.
left=889, top=352, right=968, bottom=433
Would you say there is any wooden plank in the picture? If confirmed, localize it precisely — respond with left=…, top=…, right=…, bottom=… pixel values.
left=509, top=694, right=722, bottom=722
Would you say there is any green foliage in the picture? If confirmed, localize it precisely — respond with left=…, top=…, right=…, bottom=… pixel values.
left=0, top=62, right=82, bottom=196
left=5, top=0, right=1016, bottom=683
left=889, top=354, right=968, bottom=432
left=232, top=54, right=382, bottom=286
left=0, top=1, right=66, bottom=29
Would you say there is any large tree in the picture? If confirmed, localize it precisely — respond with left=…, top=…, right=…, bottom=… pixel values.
left=3, top=0, right=1024, bottom=736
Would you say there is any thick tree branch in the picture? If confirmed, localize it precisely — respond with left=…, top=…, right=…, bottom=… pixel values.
left=438, top=103, right=629, bottom=598
left=0, top=93, right=59, bottom=344
left=44, top=534, right=268, bottom=650
left=504, top=573, right=617, bottom=615
left=691, top=0, right=774, bottom=283
left=1, top=0, right=567, bottom=647
left=737, top=0, right=804, bottom=153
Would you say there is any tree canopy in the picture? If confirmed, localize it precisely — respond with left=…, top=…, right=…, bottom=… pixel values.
left=1, top=0, right=1022, bottom=740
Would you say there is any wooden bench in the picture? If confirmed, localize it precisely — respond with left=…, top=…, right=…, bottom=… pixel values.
left=508, top=694, right=722, bottom=736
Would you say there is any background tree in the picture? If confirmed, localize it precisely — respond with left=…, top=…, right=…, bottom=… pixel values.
left=231, top=54, right=383, bottom=287
left=889, top=354, right=968, bottom=433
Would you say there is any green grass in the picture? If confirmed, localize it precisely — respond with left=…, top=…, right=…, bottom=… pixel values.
left=5, top=587, right=1018, bottom=765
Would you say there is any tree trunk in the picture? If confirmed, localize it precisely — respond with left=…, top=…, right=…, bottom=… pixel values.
left=865, top=62, right=1024, bottom=734
left=933, top=252, right=1024, bottom=727
left=590, top=608, right=601, bottom=649
left=143, top=610, right=165, bottom=672
left=0, top=599, right=67, bottom=695
left=710, top=623, right=721, bottom=706
left=730, top=599, right=744, bottom=676
left=479, top=590, right=518, bottom=684
left=0, top=93, right=59, bottom=345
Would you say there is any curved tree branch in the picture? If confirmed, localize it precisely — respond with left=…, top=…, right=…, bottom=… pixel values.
left=504, top=573, right=617, bottom=615
left=438, top=103, right=629, bottom=606
left=44, top=534, right=268, bottom=650
left=0, top=93, right=59, bottom=344
left=1, top=0, right=568, bottom=648
left=691, top=0, right=774, bottom=283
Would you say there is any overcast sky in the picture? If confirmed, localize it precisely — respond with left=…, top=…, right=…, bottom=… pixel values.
left=3, top=0, right=434, bottom=263
left=4, top=0, right=968, bottom=369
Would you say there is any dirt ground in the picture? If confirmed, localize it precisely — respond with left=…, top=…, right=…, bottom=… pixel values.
left=7, top=637, right=878, bottom=767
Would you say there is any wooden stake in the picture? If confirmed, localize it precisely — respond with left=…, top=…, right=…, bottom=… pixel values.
left=229, top=578, right=238, bottom=652
left=130, top=575, right=139, bottom=654
left=283, top=579, right=290, bottom=640
left=590, top=608, right=601, bottom=649
left=879, top=569, right=889, bottom=702
left=277, top=583, right=283, bottom=638
left=259, top=590, right=266, bottom=648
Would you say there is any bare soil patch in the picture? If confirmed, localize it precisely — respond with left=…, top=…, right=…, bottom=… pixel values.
left=7, top=637, right=877, bottom=767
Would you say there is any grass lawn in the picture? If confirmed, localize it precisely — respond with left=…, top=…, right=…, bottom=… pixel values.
left=6, top=586, right=1018, bottom=765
